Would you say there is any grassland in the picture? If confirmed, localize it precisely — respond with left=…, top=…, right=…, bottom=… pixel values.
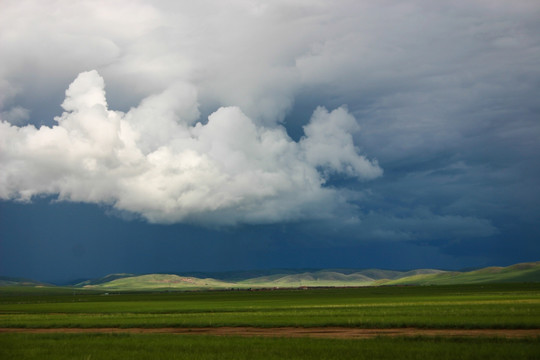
left=1, top=283, right=539, bottom=329
left=1, top=277, right=539, bottom=359
left=1, top=333, right=539, bottom=360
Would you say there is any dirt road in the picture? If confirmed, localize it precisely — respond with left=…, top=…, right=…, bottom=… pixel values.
left=1, top=327, right=539, bottom=339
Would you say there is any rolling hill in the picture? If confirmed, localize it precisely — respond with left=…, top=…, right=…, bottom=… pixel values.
left=76, top=262, right=540, bottom=290
left=2, top=262, right=539, bottom=291
left=383, top=261, right=540, bottom=285
left=81, top=274, right=236, bottom=290
left=0, top=276, right=51, bottom=287
left=75, top=273, right=136, bottom=287
left=236, top=269, right=446, bottom=288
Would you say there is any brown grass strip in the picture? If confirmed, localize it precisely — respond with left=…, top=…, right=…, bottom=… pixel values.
left=1, top=327, right=539, bottom=339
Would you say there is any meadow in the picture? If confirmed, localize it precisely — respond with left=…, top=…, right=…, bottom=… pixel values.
left=1, top=333, right=539, bottom=360
left=1, top=283, right=539, bottom=359
left=1, top=283, right=539, bottom=328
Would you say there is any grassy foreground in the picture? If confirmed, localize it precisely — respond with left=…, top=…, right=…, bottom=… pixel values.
left=1, top=284, right=539, bottom=359
left=1, top=284, right=539, bottom=329
left=1, top=333, right=539, bottom=360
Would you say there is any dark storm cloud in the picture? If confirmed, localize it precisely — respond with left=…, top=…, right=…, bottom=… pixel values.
left=0, top=0, right=539, bottom=248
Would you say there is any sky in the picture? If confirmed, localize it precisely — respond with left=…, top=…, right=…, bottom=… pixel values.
left=1, top=0, right=539, bottom=283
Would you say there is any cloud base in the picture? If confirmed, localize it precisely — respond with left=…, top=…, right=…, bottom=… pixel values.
left=0, top=70, right=382, bottom=225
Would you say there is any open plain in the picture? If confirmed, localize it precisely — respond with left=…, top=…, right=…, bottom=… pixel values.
left=1, top=283, right=539, bottom=359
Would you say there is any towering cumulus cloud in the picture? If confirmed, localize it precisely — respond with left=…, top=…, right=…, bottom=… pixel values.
left=0, top=71, right=382, bottom=225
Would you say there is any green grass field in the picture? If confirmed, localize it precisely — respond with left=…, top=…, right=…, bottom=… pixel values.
left=1, top=284, right=539, bottom=359
left=1, top=333, right=539, bottom=360
left=1, top=284, right=539, bottom=329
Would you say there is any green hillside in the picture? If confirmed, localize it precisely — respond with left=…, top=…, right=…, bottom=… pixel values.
left=384, top=262, right=540, bottom=285
left=0, top=276, right=50, bottom=287
left=3, top=262, right=539, bottom=291
left=238, top=269, right=446, bottom=288
left=241, top=271, right=379, bottom=287
left=76, top=273, right=135, bottom=287
left=82, top=274, right=235, bottom=290
left=86, top=262, right=540, bottom=289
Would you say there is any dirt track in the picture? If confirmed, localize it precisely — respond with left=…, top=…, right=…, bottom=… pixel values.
left=1, top=327, right=539, bottom=339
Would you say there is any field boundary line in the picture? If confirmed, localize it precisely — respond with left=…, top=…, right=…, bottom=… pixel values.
left=1, top=327, right=539, bottom=339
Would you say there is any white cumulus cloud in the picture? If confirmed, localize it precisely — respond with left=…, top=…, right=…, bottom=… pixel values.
left=1, top=0, right=537, bottom=241
left=0, top=70, right=382, bottom=225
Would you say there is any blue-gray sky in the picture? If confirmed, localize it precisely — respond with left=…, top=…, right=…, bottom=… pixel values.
left=1, top=0, right=539, bottom=283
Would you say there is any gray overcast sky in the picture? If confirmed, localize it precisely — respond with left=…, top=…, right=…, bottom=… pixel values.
left=1, top=0, right=539, bottom=283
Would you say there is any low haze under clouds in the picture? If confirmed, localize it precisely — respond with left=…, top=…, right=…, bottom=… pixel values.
left=1, top=0, right=539, bottom=282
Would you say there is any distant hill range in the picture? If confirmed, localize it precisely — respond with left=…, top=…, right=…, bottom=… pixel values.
left=0, top=276, right=51, bottom=287
left=2, top=262, right=539, bottom=290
